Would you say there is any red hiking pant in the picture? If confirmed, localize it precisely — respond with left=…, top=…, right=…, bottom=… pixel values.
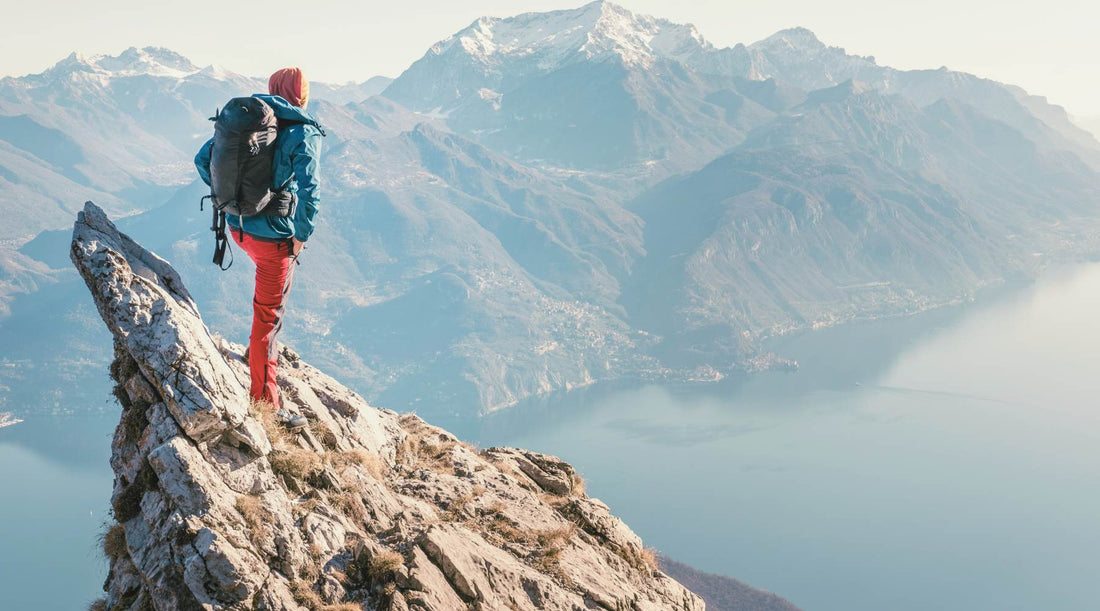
left=233, top=231, right=297, bottom=409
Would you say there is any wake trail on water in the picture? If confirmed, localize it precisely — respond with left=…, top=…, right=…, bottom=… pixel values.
left=861, top=384, right=1021, bottom=406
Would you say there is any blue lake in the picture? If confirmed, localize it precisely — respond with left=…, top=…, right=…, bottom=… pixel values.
left=4, top=264, right=1100, bottom=609
left=0, top=414, right=115, bottom=610
left=456, top=264, right=1100, bottom=611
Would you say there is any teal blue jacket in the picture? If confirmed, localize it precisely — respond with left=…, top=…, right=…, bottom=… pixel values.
left=194, top=94, right=325, bottom=242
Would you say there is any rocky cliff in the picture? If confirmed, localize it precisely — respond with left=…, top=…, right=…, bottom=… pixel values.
left=71, top=200, right=703, bottom=610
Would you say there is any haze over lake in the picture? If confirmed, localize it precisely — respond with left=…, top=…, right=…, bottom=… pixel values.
left=4, top=263, right=1100, bottom=610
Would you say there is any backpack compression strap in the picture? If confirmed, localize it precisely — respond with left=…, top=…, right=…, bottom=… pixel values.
left=207, top=197, right=236, bottom=271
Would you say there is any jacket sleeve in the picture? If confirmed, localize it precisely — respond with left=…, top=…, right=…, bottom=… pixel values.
left=194, top=138, right=214, bottom=186
left=290, top=129, right=323, bottom=242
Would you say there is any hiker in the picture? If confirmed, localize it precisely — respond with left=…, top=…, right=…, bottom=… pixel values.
left=194, top=67, right=325, bottom=430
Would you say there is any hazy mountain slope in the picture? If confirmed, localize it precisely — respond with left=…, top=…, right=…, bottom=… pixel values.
left=317, top=120, right=654, bottom=414
left=621, top=85, right=1100, bottom=364
left=745, top=29, right=1100, bottom=170
left=1, top=96, right=659, bottom=421
left=0, top=246, right=55, bottom=319
left=311, top=75, right=394, bottom=105
left=0, top=138, right=132, bottom=240
left=659, top=556, right=802, bottom=611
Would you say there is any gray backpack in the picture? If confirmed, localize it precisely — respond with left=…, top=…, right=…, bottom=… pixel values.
left=204, top=97, right=295, bottom=269
left=210, top=96, right=278, bottom=216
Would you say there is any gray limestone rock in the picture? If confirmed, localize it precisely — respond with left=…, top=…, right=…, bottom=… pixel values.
left=74, top=201, right=704, bottom=610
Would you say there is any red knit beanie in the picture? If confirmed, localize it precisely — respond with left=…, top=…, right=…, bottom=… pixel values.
left=268, top=67, right=309, bottom=108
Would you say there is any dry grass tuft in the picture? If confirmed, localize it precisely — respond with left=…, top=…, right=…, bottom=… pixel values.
left=331, top=491, right=369, bottom=526
left=101, top=522, right=128, bottom=561
left=250, top=399, right=293, bottom=447
left=536, top=524, right=576, bottom=550
left=298, top=560, right=322, bottom=584
left=538, top=492, right=569, bottom=509
left=288, top=568, right=365, bottom=611
left=396, top=415, right=459, bottom=474
left=310, top=420, right=340, bottom=450
left=329, top=449, right=384, bottom=479
left=270, top=447, right=324, bottom=481
left=236, top=494, right=271, bottom=545
left=289, top=580, right=364, bottom=610
left=443, top=493, right=474, bottom=522
left=569, top=473, right=586, bottom=497
left=486, top=514, right=531, bottom=546
left=617, top=545, right=660, bottom=574
left=367, top=549, right=405, bottom=582
left=530, top=524, right=577, bottom=580
left=289, top=580, right=326, bottom=610
left=290, top=495, right=321, bottom=519
left=345, top=547, right=405, bottom=590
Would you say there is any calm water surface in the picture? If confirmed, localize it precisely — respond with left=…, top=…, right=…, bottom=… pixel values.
left=457, top=265, right=1100, bottom=611
left=0, top=414, right=115, bottom=610
left=4, top=265, right=1100, bottom=609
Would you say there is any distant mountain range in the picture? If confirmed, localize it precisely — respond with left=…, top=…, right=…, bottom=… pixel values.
left=2, top=0, right=1098, bottom=421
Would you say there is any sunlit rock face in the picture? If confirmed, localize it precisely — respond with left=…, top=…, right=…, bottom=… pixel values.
left=72, top=201, right=703, bottom=610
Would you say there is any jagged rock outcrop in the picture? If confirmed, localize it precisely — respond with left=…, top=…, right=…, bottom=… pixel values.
left=72, top=200, right=704, bottom=611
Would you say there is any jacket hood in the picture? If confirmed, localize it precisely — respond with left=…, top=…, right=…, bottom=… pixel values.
left=252, top=94, right=324, bottom=133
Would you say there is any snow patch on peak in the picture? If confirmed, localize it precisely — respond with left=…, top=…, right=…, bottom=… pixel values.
left=457, top=19, right=499, bottom=59
left=39, top=46, right=200, bottom=81
left=92, top=46, right=200, bottom=78
left=750, top=26, right=876, bottom=67
left=477, top=87, right=503, bottom=110
left=197, top=64, right=233, bottom=79
left=428, top=0, right=715, bottom=70
left=754, top=27, right=826, bottom=51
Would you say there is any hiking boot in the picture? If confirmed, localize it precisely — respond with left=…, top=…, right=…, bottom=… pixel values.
left=276, top=408, right=308, bottom=432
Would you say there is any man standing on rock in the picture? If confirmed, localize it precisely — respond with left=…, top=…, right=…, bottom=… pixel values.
left=194, top=67, right=324, bottom=430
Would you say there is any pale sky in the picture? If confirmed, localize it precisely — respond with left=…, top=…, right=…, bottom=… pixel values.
left=2, top=0, right=1098, bottom=120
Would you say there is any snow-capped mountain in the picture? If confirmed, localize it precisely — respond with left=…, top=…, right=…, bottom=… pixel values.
left=744, top=27, right=879, bottom=88
left=384, top=1, right=774, bottom=172
left=386, top=1, right=1100, bottom=174
left=38, top=47, right=201, bottom=81
left=422, top=1, right=712, bottom=76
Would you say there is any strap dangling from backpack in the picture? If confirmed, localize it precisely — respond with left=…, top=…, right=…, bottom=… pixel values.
left=211, top=209, right=233, bottom=271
